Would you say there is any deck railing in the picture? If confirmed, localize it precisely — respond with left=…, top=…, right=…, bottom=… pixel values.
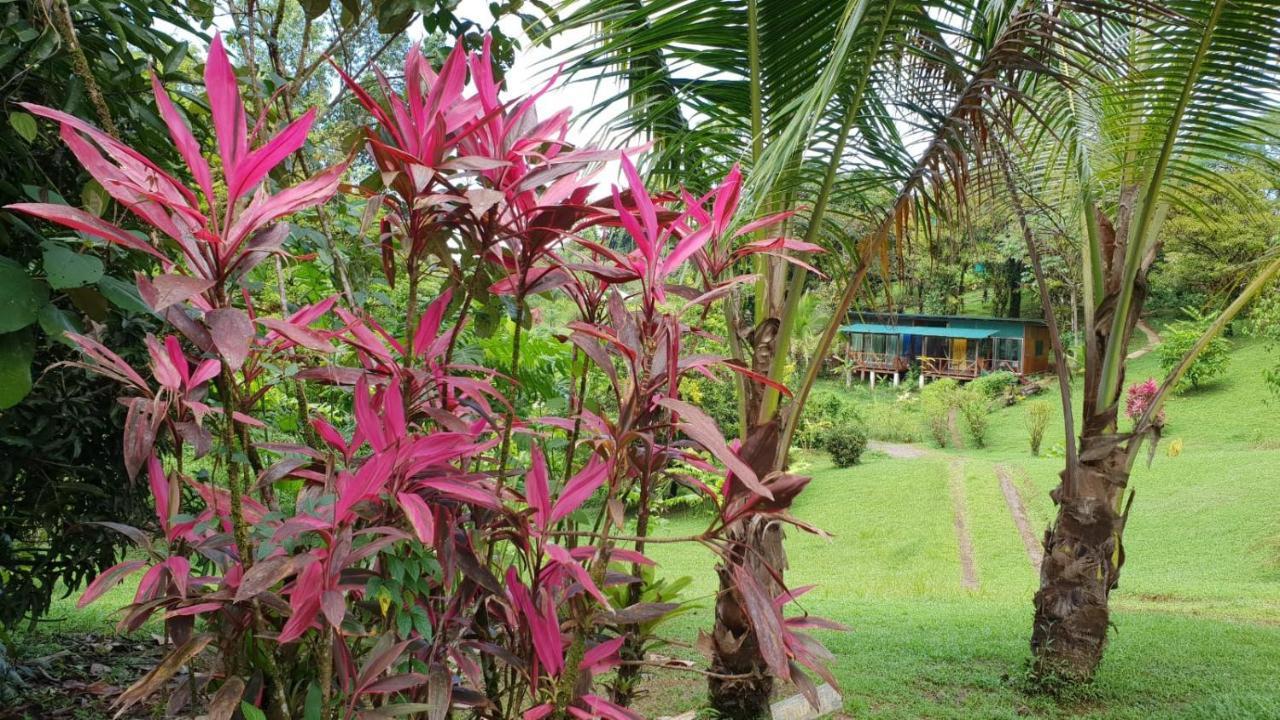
left=919, top=356, right=988, bottom=378
left=848, top=351, right=908, bottom=372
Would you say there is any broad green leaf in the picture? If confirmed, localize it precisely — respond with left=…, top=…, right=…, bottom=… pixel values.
left=300, top=0, right=328, bottom=20
left=303, top=683, right=323, bottom=720
left=0, top=257, right=48, bottom=332
left=37, top=304, right=82, bottom=345
left=42, top=244, right=104, bottom=289
left=8, top=111, right=36, bottom=142
left=97, top=275, right=152, bottom=315
left=240, top=702, right=267, bottom=720
left=81, top=180, right=109, bottom=217
left=0, top=329, right=36, bottom=409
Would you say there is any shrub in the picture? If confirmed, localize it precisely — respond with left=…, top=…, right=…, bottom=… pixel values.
left=957, top=387, right=990, bottom=447
left=1157, top=308, right=1231, bottom=392
left=794, top=389, right=862, bottom=449
left=9, top=38, right=840, bottom=719
left=1124, top=378, right=1166, bottom=427
left=864, top=401, right=921, bottom=443
left=921, top=379, right=961, bottom=447
left=826, top=423, right=869, bottom=467
left=970, top=370, right=1019, bottom=401
left=1027, top=401, right=1050, bottom=455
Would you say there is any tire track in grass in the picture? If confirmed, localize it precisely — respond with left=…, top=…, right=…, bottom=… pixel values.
left=995, top=463, right=1043, bottom=568
left=947, top=459, right=979, bottom=590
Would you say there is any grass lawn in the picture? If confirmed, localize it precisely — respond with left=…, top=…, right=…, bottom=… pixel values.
left=636, top=337, right=1280, bottom=719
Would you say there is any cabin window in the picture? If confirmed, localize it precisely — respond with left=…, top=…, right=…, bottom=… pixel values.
left=995, top=337, right=1021, bottom=362
left=1035, top=339, right=1044, bottom=356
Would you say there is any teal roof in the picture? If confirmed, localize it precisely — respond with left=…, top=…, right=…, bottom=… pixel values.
left=840, top=323, right=997, bottom=339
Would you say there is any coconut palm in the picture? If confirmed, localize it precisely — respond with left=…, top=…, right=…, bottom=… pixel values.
left=548, top=0, right=1123, bottom=713
left=996, top=0, right=1280, bottom=683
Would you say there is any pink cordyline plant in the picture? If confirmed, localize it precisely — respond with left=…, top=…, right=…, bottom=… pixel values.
left=1125, top=378, right=1166, bottom=427
left=7, top=34, right=837, bottom=720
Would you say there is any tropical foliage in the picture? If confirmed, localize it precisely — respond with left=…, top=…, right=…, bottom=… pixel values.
left=5, top=35, right=838, bottom=719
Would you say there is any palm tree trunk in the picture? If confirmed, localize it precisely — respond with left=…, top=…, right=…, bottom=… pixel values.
left=1031, top=435, right=1129, bottom=682
left=708, top=419, right=784, bottom=719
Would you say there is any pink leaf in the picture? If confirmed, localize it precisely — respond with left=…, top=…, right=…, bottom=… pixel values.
left=150, top=274, right=214, bottom=312
left=582, top=695, right=642, bottom=720
left=545, top=542, right=609, bottom=608
left=147, top=455, right=170, bottom=533
left=151, top=72, right=214, bottom=208
left=397, top=492, right=435, bottom=544
left=206, top=308, right=254, bottom=369
left=321, top=589, right=344, bottom=628
left=731, top=563, right=790, bottom=680
left=189, top=359, right=221, bottom=388
left=258, top=317, right=336, bottom=353
left=146, top=335, right=182, bottom=390
left=579, top=637, right=624, bottom=673
left=550, top=456, right=612, bottom=524
left=524, top=704, right=554, bottom=720
left=655, top=398, right=769, bottom=500
left=230, top=108, right=316, bottom=201
left=206, top=34, right=247, bottom=185
left=5, top=203, right=169, bottom=265
left=353, top=377, right=387, bottom=451
left=166, top=556, right=191, bottom=598
left=526, top=444, right=550, bottom=531
left=78, top=560, right=147, bottom=608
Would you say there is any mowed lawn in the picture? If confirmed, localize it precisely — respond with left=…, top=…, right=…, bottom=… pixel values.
left=641, top=338, right=1280, bottom=719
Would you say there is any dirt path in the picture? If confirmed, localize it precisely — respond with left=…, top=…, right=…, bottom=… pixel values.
left=867, top=440, right=928, bottom=459
left=995, top=464, right=1044, bottom=569
left=1127, top=319, right=1162, bottom=360
left=946, top=459, right=980, bottom=591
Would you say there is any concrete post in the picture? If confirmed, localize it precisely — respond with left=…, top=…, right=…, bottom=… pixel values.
left=919, top=372, right=925, bottom=389
left=870, top=371, right=876, bottom=389
left=893, top=372, right=900, bottom=387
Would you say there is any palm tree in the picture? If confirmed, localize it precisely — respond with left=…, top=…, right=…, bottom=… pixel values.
left=997, top=0, right=1280, bottom=683
left=549, top=0, right=1120, bottom=713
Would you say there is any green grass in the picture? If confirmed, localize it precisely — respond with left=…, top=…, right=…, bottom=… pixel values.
left=641, top=336, right=1280, bottom=718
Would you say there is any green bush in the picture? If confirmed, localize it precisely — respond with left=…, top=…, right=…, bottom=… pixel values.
left=1158, top=308, right=1230, bottom=392
left=920, top=379, right=961, bottom=447
left=970, top=370, right=1019, bottom=401
left=864, top=401, right=921, bottom=443
left=1027, top=401, right=1051, bottom=455
left=682, top=374, right=740, bottom=435
left=795, top=389, right=863, bottom=449
left=957, top=387, right=990, bottom=447
left=826, top=423, right=869, bottom=467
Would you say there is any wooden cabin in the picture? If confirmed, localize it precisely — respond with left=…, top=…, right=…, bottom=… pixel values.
left=838, top=312, right=1051, bottom=387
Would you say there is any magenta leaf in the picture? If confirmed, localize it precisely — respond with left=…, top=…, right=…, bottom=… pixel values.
left=526, top=444, right=551, bottom=530
left=731, top=563, right=790, bottom=681
left=549, top=455, right=611, bottom=524
left=397, top=492, right=436, bottom=544
left=206, top=308, right=254, bottom=369
left=78, top=560, right=147, bottom=608
left=655, top=398, right=770, bottom=499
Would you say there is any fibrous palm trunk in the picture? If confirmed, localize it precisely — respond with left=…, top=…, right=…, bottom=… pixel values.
left=708, top=408, right=785, bottom=719
left=1031, top=434, right=1130, bottom=682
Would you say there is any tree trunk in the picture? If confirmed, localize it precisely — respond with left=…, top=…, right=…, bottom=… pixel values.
left=1031, top=431, right=1131, bottom=683
left=708, top=415, right=784, bottom=719
left=708, top=515, right=786, bottom=719
left=1007, top=257, right=1023, bottom=318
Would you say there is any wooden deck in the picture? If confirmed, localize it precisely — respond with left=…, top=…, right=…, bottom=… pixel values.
left=847, top=351, right=910, bottom=373
left=919, top=356, right=1023, bottom=379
